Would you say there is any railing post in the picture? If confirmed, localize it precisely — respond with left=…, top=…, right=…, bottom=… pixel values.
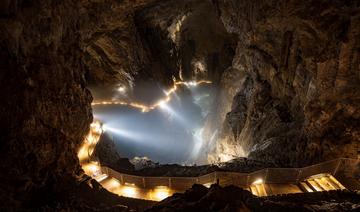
left=265, top=169, right=269, bottom=184
left=296, top=169, right=302, bottom=183
left=168, top=178, right=172, bottom=188
left=120, top=174, right=124, bottom=185
left=102, top=167, right=106, bottom=175
left=142, top=177, right=146, bottom=188
left=332, top=159, right=342, bottom=176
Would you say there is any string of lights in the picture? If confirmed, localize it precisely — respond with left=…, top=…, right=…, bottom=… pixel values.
left=91, top=80, right=212, bottom=112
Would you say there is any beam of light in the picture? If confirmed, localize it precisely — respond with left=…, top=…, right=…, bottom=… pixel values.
left=78, top=121, right=172, bottom=201
left=191, top=127, right=204, bottom=160
left=156, top=101, right=187, bottom=125
left=91, top=80, right=212, bottom=113
left=102, top=125, right=144, bottom=141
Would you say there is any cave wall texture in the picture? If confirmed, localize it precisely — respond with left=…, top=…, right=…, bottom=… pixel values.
left=0, top=0, right=359, bottom=210
left=0, top=0, right=93, bottom=208
left=209, top=0, right=360, bottom=166
left=0, top=0, right=229, bottom=209
left=0, top=0, right=157, bottom=210
left=86, top=0, right=236, bottom=91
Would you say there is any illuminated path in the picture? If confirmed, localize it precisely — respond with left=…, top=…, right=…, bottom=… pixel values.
left=91, top=80, right=212, bottom=112
left=78, top=122, right=360, bottom=201
left=78, top=121, right=175, bottom=201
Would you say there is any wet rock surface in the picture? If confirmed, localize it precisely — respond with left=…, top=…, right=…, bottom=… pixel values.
left=208, top=0, right=360, bottom=166
left=148, top=184, right=360, bottom=212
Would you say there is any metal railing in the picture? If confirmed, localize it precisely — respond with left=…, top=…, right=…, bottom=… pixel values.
left=82, top=122, right=359, bottom=198
left=101, top=158, right=360, bottom=191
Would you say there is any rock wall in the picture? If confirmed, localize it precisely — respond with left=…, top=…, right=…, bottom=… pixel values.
left=0, top=0, right=155, bottom=210
left=148, top=184, right=360, bottom=211
left=85, top=0, right=236, bottom=96
left=83, top=0, right=152, bottom=87
left=209, top=0, right=360, bottom=166
left=0, top=0, right=93, bottom=209
left=93, top=133, right=135, bottom=172
left=0, top=0, right=234, bottom=208
left=133, top=0, right=236, bottom=85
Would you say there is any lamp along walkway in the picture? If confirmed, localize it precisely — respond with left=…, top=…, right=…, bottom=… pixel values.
left=78, top=121, right=360, bottom=201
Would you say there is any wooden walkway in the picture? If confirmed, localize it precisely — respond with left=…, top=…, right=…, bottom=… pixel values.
left=79, top=121, right=360, bottom=201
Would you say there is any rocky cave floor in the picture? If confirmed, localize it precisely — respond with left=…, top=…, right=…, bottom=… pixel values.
left=93, top=132, right=277, bottom=177
left=38, top=181, right=360, bottom=212
left=147, top=184, right=360, bottom=212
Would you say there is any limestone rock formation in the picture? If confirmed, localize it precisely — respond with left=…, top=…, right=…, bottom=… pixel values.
left=134, top=0, right=236, bottom=82
left=147, top=184, right=360, bottom=212
left=0, top=0, right=155, bottom=210
left=82, top=0, right=152, bottom=87
left=0, top=0, right=93, bottom=209
left=93, top=132, right=135, bottom=172
left=208, top=0, right=360, bottom=166
left=84, top=0, right=237, bottom=106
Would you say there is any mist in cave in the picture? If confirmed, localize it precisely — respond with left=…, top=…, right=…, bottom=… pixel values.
left=91, top=81, right=215, bottom=165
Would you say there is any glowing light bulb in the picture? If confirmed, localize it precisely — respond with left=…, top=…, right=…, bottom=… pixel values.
left=90, top=121, right=103, bottom=134
left=122, top=186, right=136, bottom=196
left=203, top=183, right=212, bottom=188
left=158, top=100, right=167, bottom=108
left=118, top=86, right=125, bottom=92
left=252, top=179, right=263, bottom=185
left=154, top=189, right=169, bottom=200
left=150, top=186, right=171, bottom=201
left=189, top=81, right=197, bottom=86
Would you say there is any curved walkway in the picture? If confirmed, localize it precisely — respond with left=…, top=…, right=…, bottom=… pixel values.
left=78, top=121, right=360, bottom=201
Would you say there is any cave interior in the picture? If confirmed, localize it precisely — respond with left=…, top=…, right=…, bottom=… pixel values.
left=0, top=0, right=359, bottom=211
